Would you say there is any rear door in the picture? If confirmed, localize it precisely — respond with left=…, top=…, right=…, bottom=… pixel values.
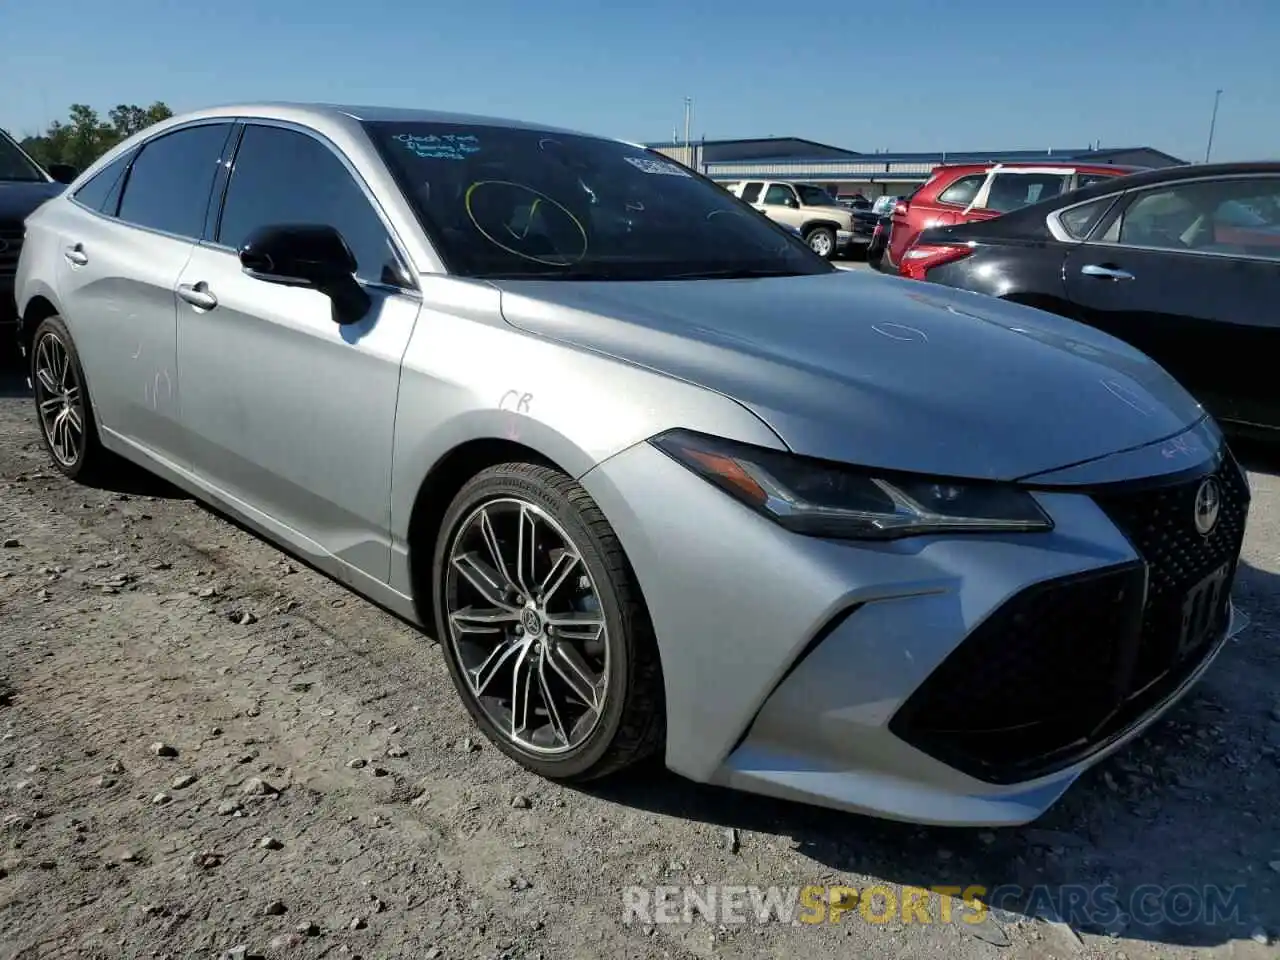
left=1062, top=174, right=1280, bottom=430
left=54, top=122, right=234, bottom=464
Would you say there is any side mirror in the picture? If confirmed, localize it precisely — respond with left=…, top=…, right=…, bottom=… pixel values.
left=786, top=197, right=800, bottom=209
left=47, top=163, right=79, bottom=184
left=239, top=223, right=369, bottom=324
left=239, top=223, right=357, bottom=287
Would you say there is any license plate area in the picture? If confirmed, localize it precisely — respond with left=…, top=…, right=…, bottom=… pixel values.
left=1176, top=561, right=1231, bottom=660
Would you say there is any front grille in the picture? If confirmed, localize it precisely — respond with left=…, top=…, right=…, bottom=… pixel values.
left=1094, top=450, right=1250, bottom=691
left=890, top=454, right=1250, bottom=784
left=0, top=224, right=23, bottom=275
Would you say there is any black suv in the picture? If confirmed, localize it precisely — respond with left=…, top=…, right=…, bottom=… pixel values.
left=1, top=130, right=75, bottom=348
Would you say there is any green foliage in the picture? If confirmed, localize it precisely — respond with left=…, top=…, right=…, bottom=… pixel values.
left=17, top=102, right=173, bottom=171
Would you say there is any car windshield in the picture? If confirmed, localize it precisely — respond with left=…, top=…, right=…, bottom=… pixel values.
left=365, top=121, right=832, bottom=280
left=0, top=131, right=46, bottom=182
left=795, top=185, right=839, bottom=207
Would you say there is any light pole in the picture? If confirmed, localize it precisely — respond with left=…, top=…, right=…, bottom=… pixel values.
left=1204, top=88, right=1223, bottom=163
left=683, top=97, right=692, bottom=167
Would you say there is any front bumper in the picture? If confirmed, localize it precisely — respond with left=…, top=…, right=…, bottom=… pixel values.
left=579, top=426, right=1249, bottom=826
left=836, top=229, right=866, bottom=249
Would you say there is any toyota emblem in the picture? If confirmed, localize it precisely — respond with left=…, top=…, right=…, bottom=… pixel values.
left=1193, top=477, right=1221, bottom=536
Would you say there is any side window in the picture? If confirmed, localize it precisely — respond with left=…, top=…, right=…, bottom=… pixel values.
left=1076, top=173, right=1114, bottom=190
left=1115, top=178, right=1280, bottom=258
left=1205, top=181, right=1280, bottom=260
left=218, top=125, right=405, bottom=286
left=72, top=149, right=136, bottom=216
left=762, top=184, right=796, bottom=206
left=116, top=124, right=233, bottom=238
left=740, top=182, right=763, bottom=203
left=936, top=174, right=985, bottom=207
left=1117, top=187, right=1201, bottom=250
left=1058, top=197, right=1116, bottom=240
left=984, top=173, right=1072, bottom=213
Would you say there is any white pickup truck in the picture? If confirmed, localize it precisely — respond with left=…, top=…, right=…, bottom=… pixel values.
left=724, top=180, right=857, bottom=259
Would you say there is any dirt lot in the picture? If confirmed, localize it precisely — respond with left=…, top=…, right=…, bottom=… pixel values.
left=1, top=354, right=1278, bottom=960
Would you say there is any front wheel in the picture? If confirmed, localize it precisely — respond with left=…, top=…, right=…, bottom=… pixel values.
left=431, top=462, right=664, bottom=781
left=805, top=226, right=836, bottom=259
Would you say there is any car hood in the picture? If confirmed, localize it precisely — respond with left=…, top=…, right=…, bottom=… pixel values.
left=492, top=271, right=1206, bottom=480
left=0, top=180, right=62, bottom=222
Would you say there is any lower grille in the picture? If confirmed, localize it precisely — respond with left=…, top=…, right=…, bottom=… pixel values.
left=890, top=453, right=1249, bottom=785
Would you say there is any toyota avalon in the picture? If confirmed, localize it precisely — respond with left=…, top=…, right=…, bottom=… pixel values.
left=13, top=103, right=1250, bottom=825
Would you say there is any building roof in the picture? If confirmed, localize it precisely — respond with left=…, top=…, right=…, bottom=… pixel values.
left=645, top=135, right=860, bottom=156
left=648, top=136, right=1187, bottom=179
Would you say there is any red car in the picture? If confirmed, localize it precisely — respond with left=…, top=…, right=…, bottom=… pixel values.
left=883, top=162, right=1137, bottom=276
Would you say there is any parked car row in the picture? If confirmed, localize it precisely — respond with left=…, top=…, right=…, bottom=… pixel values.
left=883, top=160, right=1280, bottom=439
left=4, top=103, right=1255, bottom=828
left=0, top=130, right=77, bottom=345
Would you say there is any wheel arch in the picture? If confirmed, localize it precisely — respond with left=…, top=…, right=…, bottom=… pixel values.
left=18, top=290, right=61, bottom=361
left=401, top=428, right=656, bottom=640
left=799, top=218, right=842, bottom=236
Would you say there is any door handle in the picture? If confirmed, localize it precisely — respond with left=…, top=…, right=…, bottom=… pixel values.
left=177, top=282, right=218, bottom=311
left=1080, top=264, right=1134, bottom=281
left=64, top=244, right=88, bottom=266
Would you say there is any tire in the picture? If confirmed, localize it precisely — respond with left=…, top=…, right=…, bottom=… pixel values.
left=805, top=226, right=836, bottom=259
left=29, top=315, right=114, bottom=483
left=431, top=462, right=665, bottom=781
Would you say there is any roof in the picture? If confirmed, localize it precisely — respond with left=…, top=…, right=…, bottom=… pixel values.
left=169, top=101, right=602, bottom=138
left=1058, top=160, right=1280, bottom=195
left=929, top=161, right=1144, bottom=174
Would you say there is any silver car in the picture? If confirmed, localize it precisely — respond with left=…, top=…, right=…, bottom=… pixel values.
left=14, top=104, right=1250, bottom=826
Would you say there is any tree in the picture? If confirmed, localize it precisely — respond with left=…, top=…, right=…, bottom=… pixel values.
left=18, top=101, right=173, bottom=171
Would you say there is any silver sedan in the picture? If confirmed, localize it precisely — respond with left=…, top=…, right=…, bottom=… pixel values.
left=13, top=103, right=1250, bottom=825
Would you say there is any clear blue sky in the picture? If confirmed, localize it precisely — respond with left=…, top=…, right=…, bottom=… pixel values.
left=3, top=0, right=1277, bottom=162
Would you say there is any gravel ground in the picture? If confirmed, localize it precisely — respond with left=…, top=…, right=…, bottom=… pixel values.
left=1, top=352, right=1278, bottom=960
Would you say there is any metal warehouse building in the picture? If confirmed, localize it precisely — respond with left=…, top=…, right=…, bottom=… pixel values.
left=648, top=137, right=1185, bottom=197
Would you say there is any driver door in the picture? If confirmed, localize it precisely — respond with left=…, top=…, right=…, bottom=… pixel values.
left=175, top=122, right=421, bottom=584
left=758, top=183, right=804, bottom=229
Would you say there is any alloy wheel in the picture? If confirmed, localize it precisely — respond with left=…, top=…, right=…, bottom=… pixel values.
left=809, top=232, right=833, bottom=257
left=33, top=333, right=85, bottom=468
left=444, top=497, right=609, bottom=755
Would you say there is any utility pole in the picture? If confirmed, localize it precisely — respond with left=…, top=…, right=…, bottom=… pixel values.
left=683, top=97, right=692, bottom=168
left=1204, top=88, right=1223, bottom=163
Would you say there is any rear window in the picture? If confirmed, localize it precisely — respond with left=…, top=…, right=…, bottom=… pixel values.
left=937, top=174, right=985, bottom=206
left=740, top=182, right=763, bottom=203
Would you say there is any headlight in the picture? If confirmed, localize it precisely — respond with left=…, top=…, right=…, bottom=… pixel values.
left=651, top=430, right=1053, bottom=540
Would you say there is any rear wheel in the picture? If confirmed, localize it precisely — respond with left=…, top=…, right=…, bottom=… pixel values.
left=805, top=226, right=836, bottom=259
left=431, top=462, right=664, bottom=781
left=30, top=316, right=113, bottom=482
